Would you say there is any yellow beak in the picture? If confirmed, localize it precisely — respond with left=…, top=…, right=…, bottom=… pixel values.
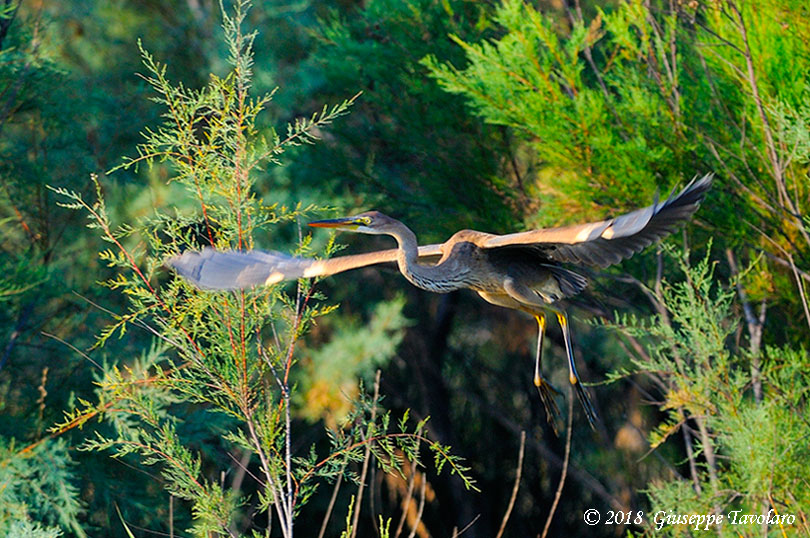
left=308, top=217, right=364, bottom=229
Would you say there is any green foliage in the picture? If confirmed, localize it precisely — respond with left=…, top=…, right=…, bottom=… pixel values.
left=606, top=247, right=738, bottom=448
left=0, top=439, right=83, bottom=537
left=0, top=5, right=113, bottom=535
left=603, top=248, right=809, bottom=535
left=1, top=0, right=810, bottom=535
left=338, top=495, right=356, bottom=538
left=424, top=0, right=694, bottom=227
left=423, top=6, right=810, bottom=528
left=6, top=521, right=62, bottom=538
left=692, top=1, right=810, bottom=272
left=296, top=296, right=411, bottom=423
left=296, top=393, right=476, bottom=505
left=46, top=2, right=474, bottom=535
left=425, top=0, right=810, bottom=278
left=286, top=0, right=514, bottom=236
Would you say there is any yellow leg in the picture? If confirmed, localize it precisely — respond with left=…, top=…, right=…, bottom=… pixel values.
left=533, top=313, right=560, bottom=430
left=533, top=314, right=545, bottom=387
left=555, top=313, right=579, bottom=386
left=556, top=311, right=598, bottom=429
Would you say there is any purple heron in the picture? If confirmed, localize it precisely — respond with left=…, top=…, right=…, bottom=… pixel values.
left=168, top=174, right=712, bottom=428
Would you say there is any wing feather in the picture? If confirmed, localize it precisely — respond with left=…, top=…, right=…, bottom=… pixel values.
left=482, top=173, right=712, bottom=268
left=167, top=174, right=711, bottom=289
left=166, top=244, right=444, bottom=290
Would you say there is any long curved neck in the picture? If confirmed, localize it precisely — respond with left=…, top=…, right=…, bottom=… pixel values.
left=388, top=223, right=466, bottom=293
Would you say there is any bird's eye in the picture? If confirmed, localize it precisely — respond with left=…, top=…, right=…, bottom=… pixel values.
left=361, top=217, right=372, bottom=225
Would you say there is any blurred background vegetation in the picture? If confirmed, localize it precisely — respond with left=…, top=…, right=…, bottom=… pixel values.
left=1, top=0, right=808, bottom=536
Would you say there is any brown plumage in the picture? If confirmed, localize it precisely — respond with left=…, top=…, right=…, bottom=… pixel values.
left=167, top=173, right=712, bottom=429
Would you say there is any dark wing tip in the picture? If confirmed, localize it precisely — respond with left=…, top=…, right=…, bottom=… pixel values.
left=165, top=248, right=213, bottom=286
left=668, top=172, right=713, bottom=207
left=166, top=248, right=295, bottom=290
left=568, top=172, right=713, bottom=267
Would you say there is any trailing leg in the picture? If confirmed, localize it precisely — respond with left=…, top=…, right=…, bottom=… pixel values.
left=556, top=311, right=598, bottom=428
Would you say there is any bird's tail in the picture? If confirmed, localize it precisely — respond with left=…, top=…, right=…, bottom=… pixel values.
left=544, top=264, right=589, bottom=298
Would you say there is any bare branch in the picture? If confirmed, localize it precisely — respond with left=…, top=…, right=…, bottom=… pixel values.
left=350, top=369, right=382, bottom=538
left=393, top=458, right=418, bottom=538
left=541, top=386, right=574, bottom=538
left=730, top=1, right=810, bottom=248
left=406, top=478, right=427, bottom=538
left=680, top=409, right=701, bottom=494
left=317, top=471, right=344, bottom=538
left=725, top=248, right=764, bottom=402
left=495, top=431, right=526, bottom=538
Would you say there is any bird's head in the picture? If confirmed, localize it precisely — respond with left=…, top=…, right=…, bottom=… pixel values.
left=308, top=211, right=399, bottom=235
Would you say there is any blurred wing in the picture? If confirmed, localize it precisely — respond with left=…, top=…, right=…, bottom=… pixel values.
left=166, top=244, right=444, bottom=290
left=483, top=173, right=712, bottom=268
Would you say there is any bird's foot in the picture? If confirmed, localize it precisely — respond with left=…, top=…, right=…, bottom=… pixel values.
left=572, top=379, right=599, bottom=430
left=534, top=376, right=562, bottom=434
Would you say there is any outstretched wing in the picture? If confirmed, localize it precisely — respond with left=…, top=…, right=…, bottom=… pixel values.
left=166, top=244, right=444, bottom=290
left=481, top=173, right=712, bottom=268
left=167, top=174, right=711, bottom=289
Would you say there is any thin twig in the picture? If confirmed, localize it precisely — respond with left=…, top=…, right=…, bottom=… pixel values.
left=495, top=431, right=526, bottom=538
left=731, top=1, right=810, bottom=248
left=680, top=409, right=701, bottom=494
left=461, top=388, right=627, bottom=511
left=541, top=386, right=574, bottom=538
left=226, top=450, right=265, bottom=489
left=284, top=369, right=293, bottom=533
left=317, top=471, right=344, bottom=538
left=41, top=331, right=103, bottom=371
left=350, top=369, right=382, bottom=538
left=406, top=477, right=427, bottom=538
left=786, top=252, right=810, bottom=332
left=452, top=514, right=481, bottom=538
left=758, top=231, right=810, bottom=331
left=755, top=247, right=810, bottom=283
left=725, top=248, right=764, bottom=402
left=394, top=458, right=419, bottom=538
left=246, top=411, right=290, bottom=537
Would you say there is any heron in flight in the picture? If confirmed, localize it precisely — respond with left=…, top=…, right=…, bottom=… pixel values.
left=168, top=174, right=712, bottom=428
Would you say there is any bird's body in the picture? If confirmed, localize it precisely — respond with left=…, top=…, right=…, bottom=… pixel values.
left=168, top=174, right=713, bottom=429
left=393, top=229, right=576, bottom=305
